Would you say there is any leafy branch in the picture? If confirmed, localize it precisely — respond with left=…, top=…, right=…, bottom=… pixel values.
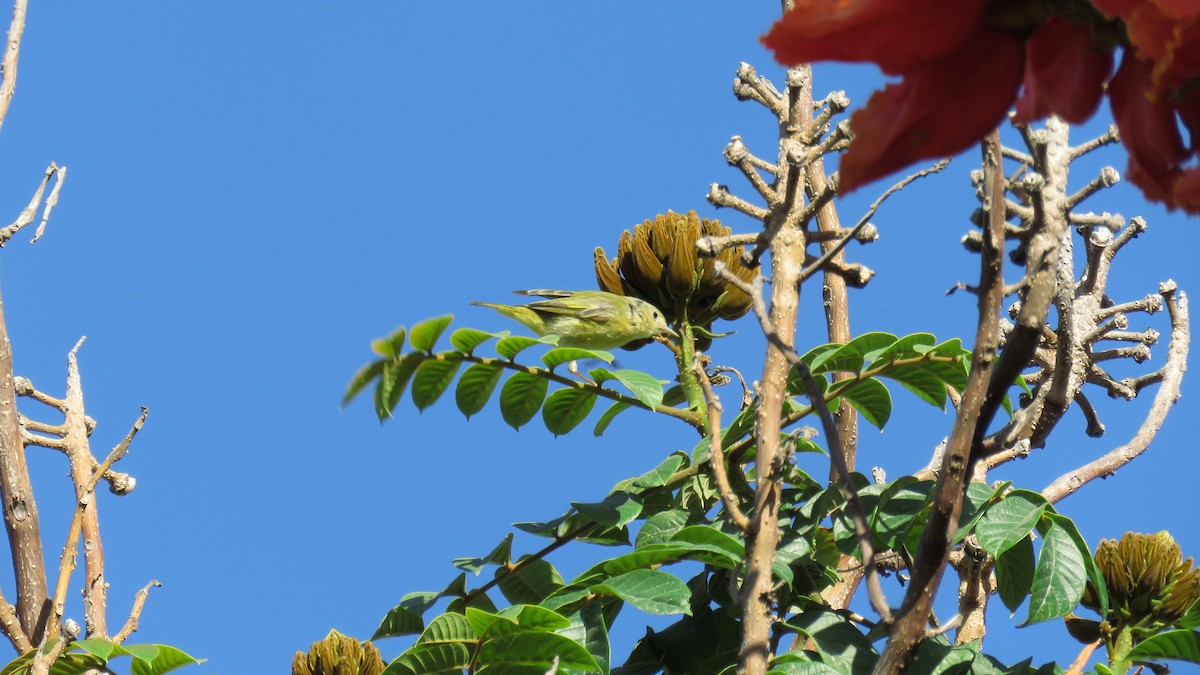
left=344, top=316, right=702, bottom=435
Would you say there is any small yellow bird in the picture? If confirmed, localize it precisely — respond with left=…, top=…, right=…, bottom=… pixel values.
left=472, top=290, right=677, bottom=351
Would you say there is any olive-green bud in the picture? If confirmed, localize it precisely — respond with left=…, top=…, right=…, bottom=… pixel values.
left=292, top=630, right=384, bottom=675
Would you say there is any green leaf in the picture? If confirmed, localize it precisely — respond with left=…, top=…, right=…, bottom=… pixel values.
left=373, top=604, right=427, bottom=640
left=450, top=327, right=499, bottom=354
left=916, top=337, right=964, bottom=357
left=1044, top=511, right=1108, bottom=617
left=591, top=569, right=691, bottom=615
left=873, top=332, right=937, bottom=361
left=1128, top=629, right=1200, bottom=664
left=411, top=359, right=462, bottom=411
left=782, top=606, right=877, bottom=674
left=446, top=591, right=498, bottom=616
left=496, top=336, right=549, bottom=360
left=465, top=607, right=521, bottom=638
left=409, top=315, right=454, bottom=352
left=767, top=658, right=844, bottom=674
left=799, top=342, right=841, bottom=367
left=372, top=327, right=408, bottom=358
left=497, top=558, right=565, bottom=605
left=955, top=482, right=1005, bottom=543
left=671, top=525, right=745, bottom=559
left=834, top=377, right=892, bottom=429
left=976, top=490, right=1047, bottom=558
left=871, top=478, right=933, bottom=550
left=578, top=601, right=612, bottom=675
left=573, top=492, right=643, bottom=528
left=127, top=645, right=205, bottom=675
left=344, top=359, right=386, bottom=406
left=589, top=369, right=666, bottom=409
left=499, top=372, right=549, bottom=429
left=384, top=642, right=472, bottom=675
left=454, top=534, right=514, bottom=574
left=123, top=645, right=162, bottom=669
left=477, top=632, right=603, bottom=673
left=628, top=452, right=687, bottom=490
left=511, top=604, right=572, bottom=631
left=636, top=510, right=691, bottom=548
left=542, top=347, right=614, bottom=368
left=786, top=367, right=830, bottom=399
left=996, top=535, right=1035, bottom=614
left=878, top=363, right=950, bottom=409
left=811, top=332, right=898, bottom=374
left=416, top=612, right=477, bottom=644
left=1024, top=519, right=1086, bottom=625
left=542, top=388, right=598, bottom=436
left=602, top=544, right=690, bottom=576
left=593, top=401, right=632, bottom=436
left=71, top=638, right=123, bottom=661
left=375, top=353, right=425, bottom=420
left=455, top=363, right=503, bottom=419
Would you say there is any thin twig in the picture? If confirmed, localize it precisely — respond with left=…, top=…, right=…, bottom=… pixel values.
left=0, top=163, right=61, bottom=246
left=30, top=165, right=65, bottom=243
left=111, top=580, right=161, bottom=643
left=47, top=407, right=147, bottom=640
left=692, top=356, right=750, bottom=532
left=798, top=159, right=950, bottom=284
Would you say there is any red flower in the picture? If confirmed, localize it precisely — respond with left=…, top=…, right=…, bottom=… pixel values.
left=762, top=0, right=1200, bottom=213
left=838, top=30, right=1024, bottom=190
left=1110, top=56, right=1200, bottom=211
left=761, top=0, right=989, bottom=74
left=762, top=0, right=1025, bottom=191
left=1093, top=0, right=1200, bottom=92
left=1014, top=17, right=1112, bottom=124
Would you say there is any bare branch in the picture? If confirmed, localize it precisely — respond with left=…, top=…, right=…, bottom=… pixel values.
left=0, top=294, right=50, bottom=643
left=0, top=163, right=65, bottom=246
left=707, top=183, right=771, bottom=221
left=875, top=130, right=1007, bottom=674
left=692, top=356, right=750, bottom=532
left=48, top=405, right=148, bottom=640
left=0, top=0, right=27, bottom=135
left=111, top=580, right=161, bottom=644
left=1042, top=287, right=1188, bottom=503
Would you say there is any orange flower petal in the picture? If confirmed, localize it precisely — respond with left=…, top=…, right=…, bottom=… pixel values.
left=1014, top=17, right=1112, bottom=123
left=838, top=30, right=1025, bottom=191
left=763, top=0, right=988, bottom=74
left=1093, top=0, right=1200, bottom=93
left=1110, top=55, right=1196, bottom=210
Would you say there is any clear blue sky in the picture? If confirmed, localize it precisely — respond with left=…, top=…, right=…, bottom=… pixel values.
left=0, top=3, right=1194, bottom=673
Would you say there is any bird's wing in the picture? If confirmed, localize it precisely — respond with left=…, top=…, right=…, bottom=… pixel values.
left=527, top=297, right=616, bottom=322
left=514, top=289, right=572, bottom=298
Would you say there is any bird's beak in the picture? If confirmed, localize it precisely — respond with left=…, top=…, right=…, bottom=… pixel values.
left=662, top=326, right=680, bottom=338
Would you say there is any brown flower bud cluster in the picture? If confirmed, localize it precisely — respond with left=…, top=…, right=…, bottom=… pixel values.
left=292, top=630, right=385, bottom=675
left=1066, top=531, right=1200, bottom=644
left=594, top=210, right=754, bottom=350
